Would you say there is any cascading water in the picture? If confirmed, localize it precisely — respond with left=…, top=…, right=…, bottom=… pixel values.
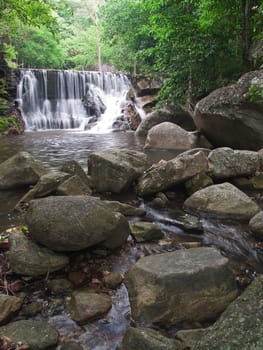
left=16, top=69, right=131, bottom=131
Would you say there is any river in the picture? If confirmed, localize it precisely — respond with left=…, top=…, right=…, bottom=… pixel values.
left=1, top=130, right=263, bottom=349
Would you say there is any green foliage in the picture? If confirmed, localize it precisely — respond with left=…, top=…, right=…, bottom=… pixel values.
left=247, top=84, right=263, bottom=102
left=3, top=43, right=17, bottom=68
left=0, top=117, right=8, bottom=132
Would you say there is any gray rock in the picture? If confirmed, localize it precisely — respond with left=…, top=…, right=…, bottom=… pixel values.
left=185, top=172, right=213, bottom=194
left=136, top=108, right=195, bottom=137
left=0, top=152, right=47, bottom=190
left=21, top=302, right=43, bottom=317
left=195, top=276, right=263, bottom=350
left=103, top=200, right=146, bottom=216
left=0, top=320, right=59, bottom=350
left=8, top=230, right=69, bottom=276
left=129, top=221, right=164, bottom=242
left=103, top=272, right=123, bottom=289
left=60, top=160, right=90, bottom=187
left=119, top=327, right=181, bottom=350
left=208, top=147, right=260, bottom=179
left=176, top=329, right=207, bottom=349
left=0, top=294, right=22, bottom=325
left=88, top=149, right=147, bottom=193
left=25, top=196, right=130, bottom=251
left=136, top=151, right=208, bottom=196
left=124, top=247, right=237, bottom=326
left=249, top=211, right=263, bottom=239
left=145, top=122, right=210, bottom=150
left=57, top=175, right=92, bottom=196
left=184, top=182, right=260, bottom=220
left=193, top=70, right=263, bottom=150
left=67, top=289, right=112, bottom=324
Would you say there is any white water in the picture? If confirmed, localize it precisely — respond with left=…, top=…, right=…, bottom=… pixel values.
left=17, top=69, right=131, bottom=132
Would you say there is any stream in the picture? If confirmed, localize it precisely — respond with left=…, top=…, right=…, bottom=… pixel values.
left=1, top=130, right=263, bottom=349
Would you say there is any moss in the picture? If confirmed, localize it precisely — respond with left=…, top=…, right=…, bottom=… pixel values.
left=0, top=116, right=8, bottom=132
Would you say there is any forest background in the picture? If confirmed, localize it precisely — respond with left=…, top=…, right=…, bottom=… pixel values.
left=0, top=0, right=262, bottom=105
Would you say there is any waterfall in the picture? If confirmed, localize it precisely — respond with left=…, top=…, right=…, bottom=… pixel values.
left=16, top=69, right=131, bottom=131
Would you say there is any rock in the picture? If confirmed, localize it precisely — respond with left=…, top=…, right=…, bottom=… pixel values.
left=119, top=327, right=180, bottom=350
left=193, top=70, right=263, bottom=150
left=103, top=272, right=123, bottom=289
left=21, top=302, right=43, bottom=317
left=175, top=329, right=206, bottom=349
left=185, top=172, right=213, bottom=194
left=124, top=247, right=237, bottom=326
left=8, top=230, right=69, bottom=276
left=57, top=175, right=92, bottom=196
left=0, top=320, right=59, bottom=350
left=136, top=108, right=195, bottom=137
left=123, top=103, right=141, bottom=130
left=195, top=276, right=263, bottom=350
left=208, top=147, right=260, bottom=179
left=16, top=172, right=70, bottom=208
left=136, top=151, right=208, bottom=196
left=0, top=294, right=22, bottom=325
left=144, top=122, right=210, bottom=150
left=88, top=149, right=147, bottom=193
left=184, top=182, right=260, bottom=220
left=249, top=211, right=263, bottom=239
left=67, top=290, right=112, bottom=324
left=103, top=200, right=146, bottom=216
left=249, top=37, right=263, bottom=69
left=25, top=196, right=130, bottom=251
left=129, top=221, right=164, bottom=242
left=47, top=278, right=73, bottom=295
left=60, top=160, right=90, bottom=187
left=58, top=342, right=84, bottom=350
left=151, top=192, right=169, bottom=208
left=0, top=152, right=47, bottom=190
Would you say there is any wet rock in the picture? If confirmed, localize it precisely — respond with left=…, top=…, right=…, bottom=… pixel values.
left=103, top=271, right=123, bottom=289
left=0, top=320, right=59, bottom=350
left=175, top=214, right=203, bottom=233
left=129, top=221, right=164, bottom=242
left=58, top=342, right=84, bottom=350
left=185, top=172, right=213, bottom=194
left=16, top=172, right=70, bottom=208
left=144, top=122, right=210, bottom=150
left=151, top=192, right=169, bottom=208
left=25, top=196, right=131, bottom=251
left=21, top=302, right=43, bottom=317
left=48, top=278, right=73, bottom=295
left=0, top=294, right=22, bottom=325
left=57, top=175, right=92, bottom=196
left=135, top=108, right=195, bottom=137
left=195, top=276, right=263, bottom=350
left=119, top=327, right=180, bottom=350
left=193, top=70, right=263, bottom=150
left=67, top=289, right=112, bottom=324
left=88, top=149, right=147, bottom=193
left=0, top=151, right=47, bottom=190
left=60, top=160, right=90, bottom=187
left=208, top=147, right=260, bottom=179
left=103, top=200, right=146, bottom=216
left=249, top=211, right=263, bottom=239
left=136, top=151, right=208, bottom=196
left=125, top=247, right=237, bottom=326
left=184, top=182, right=260, bottom=220
left=8, top=230, right=69, bottom=276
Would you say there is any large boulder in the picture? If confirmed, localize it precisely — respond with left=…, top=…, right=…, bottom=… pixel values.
left=135, top=108, right=195, bottom=137
left=88, top=149, right=147, bottom=193
left=8, top=230, right=69, bottom=276
left=60, top=160, right=91, bottom=187
left=124, top=247, right=237, bottom=326
left=0, top=152, right=47, bottom=190
left=144, top=122, right=211, bottom=150
left=193, top=70, right=263, bottom=150
left=208, top=147, right=260, bottom=179
left=184, top=182, right=260, bottom=220
left=136, top=151, right=208, bottom=196
left=0, top=320, right=59, bottom=350
left=195, top=276, right=263, bottom=350
left=25, top=196, right=131, bottom=251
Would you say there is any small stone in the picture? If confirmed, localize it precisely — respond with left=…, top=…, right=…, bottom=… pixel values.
left=48, top=278, right=73, bottom=295
left=103, top=272, right=123, bottom=289
left=0, top=294, right=22, bottom=325
left=67, top=289, right=112, bottom=325
left=129, top=221, right=164, bottom=243
left=21, top=302, right=43, bottom=317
